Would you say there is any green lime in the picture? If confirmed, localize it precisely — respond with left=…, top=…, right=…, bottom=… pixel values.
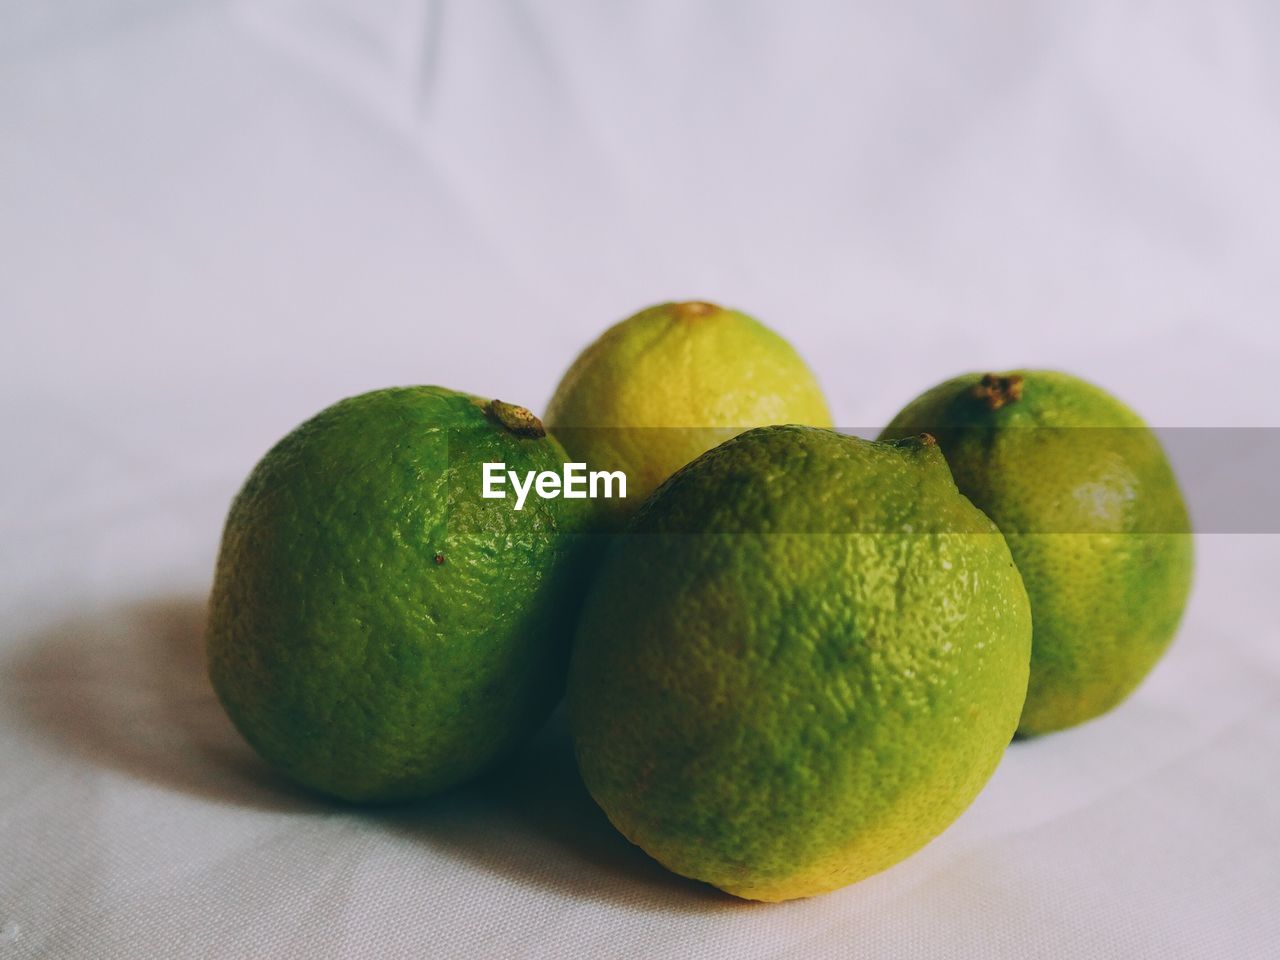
left=545, top=301, right=832, bottom=518
left=569, top=426, right=1031, bottom=901
left=207, top=387, right=592, bottom=802
left=881, top=371, right=1193, bottom=735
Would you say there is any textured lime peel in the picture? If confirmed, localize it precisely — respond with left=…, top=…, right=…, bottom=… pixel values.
left=207, top=386, right=592, bottom=802
left=545, top=301, right=833, bottom=519
left=881, top=370, right=1193, bottom=735
left=569, top=426, right=1032, bottom=901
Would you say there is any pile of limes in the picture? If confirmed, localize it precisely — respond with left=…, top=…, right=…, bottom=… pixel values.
left=206, top=301, right=1191, bottom=901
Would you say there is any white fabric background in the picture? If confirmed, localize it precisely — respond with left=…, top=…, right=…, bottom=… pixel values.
left=3, top=2, right=1278, bottom=957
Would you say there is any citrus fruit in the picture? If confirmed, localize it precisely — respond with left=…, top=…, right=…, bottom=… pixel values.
left=206, top=387, right=592, bottom=802
left=544, top=301, right=832, bottom=518
left=880, top=371, right=1193, bottom=736
left=569, top=426, right=1032, bottom=901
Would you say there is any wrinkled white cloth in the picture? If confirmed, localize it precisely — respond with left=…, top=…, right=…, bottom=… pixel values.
left=2, top=2, right=1278, bottom=957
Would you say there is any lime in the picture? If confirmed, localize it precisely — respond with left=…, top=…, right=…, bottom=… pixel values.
left=545, top=301, right=832, bottom=518
left=881, top=371, right=1193, bottom=735
left=569, top=426, right=1031, bottom=901
left=206, top=387, right=592, bottom=802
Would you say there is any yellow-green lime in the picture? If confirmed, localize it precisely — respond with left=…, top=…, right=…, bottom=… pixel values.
left=569, top=426, right=1032, bottom=901
left=545, top=301, right=832, bottom=518
left=207, top=387, right=592, bottom=802
left=880, top=371, right=1193, bottom=735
